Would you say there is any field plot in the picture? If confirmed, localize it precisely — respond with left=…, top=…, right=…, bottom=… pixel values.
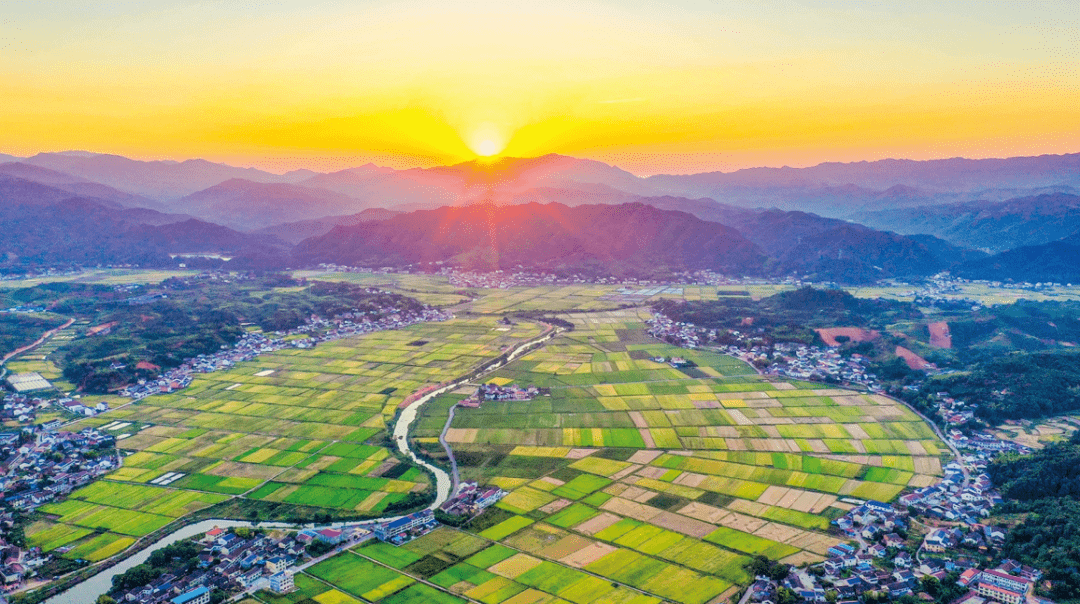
left=3, top=320, right=84, bottom=392
left=418, top=308, right=946, bottom=595
left=34, top=481, right=227, bottom=559
left=53, top=317, right=543, bottom=559
left=304, top=526, right=687, bottom=604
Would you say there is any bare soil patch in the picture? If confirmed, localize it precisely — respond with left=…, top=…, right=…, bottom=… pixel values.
left=928, top=321, right=952, bottom=349
left=816, top=327, right=880, bottom=347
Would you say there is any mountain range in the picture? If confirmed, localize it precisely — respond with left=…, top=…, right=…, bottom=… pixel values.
left=0, top=150, right=1077, bottom=282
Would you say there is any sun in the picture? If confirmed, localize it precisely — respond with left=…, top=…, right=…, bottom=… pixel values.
left=475, top=138, right=501, bottom=157
left=466, top=123, right=506, bottom=157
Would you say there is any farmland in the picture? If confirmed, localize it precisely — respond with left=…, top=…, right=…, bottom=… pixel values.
left=407, top=307, right=945, bottom=595
left=43, top=316, right=543, bottom=561
left=9, top=274, right=951, bottom=599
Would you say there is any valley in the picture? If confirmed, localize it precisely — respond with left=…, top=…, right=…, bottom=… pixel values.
left=0, top=274, right=972, bottom=604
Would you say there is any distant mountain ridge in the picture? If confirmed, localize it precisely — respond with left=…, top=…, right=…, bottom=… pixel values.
left=291, top=201, right=972, bottom=282
left=0, top=177, right=284, bottom=269
left=19, top=152, right=303, bottom=200
left=255, top=208, right=402, bottom=243
left=1, top=148, right=1077, bottom=282
left=853, top=193, right=1080, bottom=252
left=955, top=232, right=1080, bottom=284
left=174, top=179, right=372, bottom=231
left=293, top=202, right=768, bottom=277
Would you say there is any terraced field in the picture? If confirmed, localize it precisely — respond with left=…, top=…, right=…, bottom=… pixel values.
left=45, top=317, right=543, bottom=562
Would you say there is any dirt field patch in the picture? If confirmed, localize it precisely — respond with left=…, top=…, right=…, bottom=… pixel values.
left=781, top=551, right=824, bottom=566
left=600, top=497, right=662, bottom=522
left=627, top=450, right=662, bottom=464
left=896, top=346, right=933, bottom=370
left=538, top=499, right=573, bottom=514
left=202, top=461, right=281, bottom=480
left=538, top=534, right=593, bottom=560
left=718, top=511, right=766, bottom=534
left=673, top=472, right=707, bottom=488
left=928, top=322, right=952, bottom=349
left=559, top=541, right=616, bottom=568
left=753, top=521, right=802, bottom=544
left=816, top=327, right=880, bottom=347
left=574, top=512, right=622, bottom=535
left=652, top=511, right=716, bottom=538
left=678, top=502, right=731, bottom=525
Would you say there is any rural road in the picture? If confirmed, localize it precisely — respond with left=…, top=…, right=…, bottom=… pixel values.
left=1, top=317, right=75, bottom=364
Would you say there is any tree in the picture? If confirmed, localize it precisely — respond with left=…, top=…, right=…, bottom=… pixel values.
left=96, top=596, right=116, bottom=604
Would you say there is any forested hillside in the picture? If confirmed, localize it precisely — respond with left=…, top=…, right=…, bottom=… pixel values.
left=989, top=431, right=1080, bottom=600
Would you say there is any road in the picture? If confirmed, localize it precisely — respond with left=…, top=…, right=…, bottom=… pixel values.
left=1, top=317, right=75, bottom=365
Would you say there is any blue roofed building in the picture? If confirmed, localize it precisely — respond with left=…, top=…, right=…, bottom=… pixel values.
left=172, top=587, right=210, bottom=604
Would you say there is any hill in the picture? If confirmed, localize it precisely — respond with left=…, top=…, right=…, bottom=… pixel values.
left=0, top=178, right=283, bottom=269
left=645, top=154, right=1080, bottom=216
left=256, top=208, right=402, bottom=243
left=0, top=162, right=163, bottom=209
left=292, top=202, right=767, bottom=277
left=174, top=179, right=369, bottom=231
left=955, top=232, right=1080, bottom=283
left=20, top=152, right=302, bottom=200
left=549, top=195, right=977, bottom=281
left=854, top=193, right=1080, bottom=252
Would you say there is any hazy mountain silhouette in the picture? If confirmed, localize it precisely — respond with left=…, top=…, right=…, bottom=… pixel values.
left=956, top=232, right=1080, bottom=283
left=174, top=179, right=371, bottom=231
left=293, top=202, right=768, bottom=277
left=256, top=208, right=402, bottom=243
left=21, top=152, right=300, bottom=200
left=854, top=193, right=1080, bottom=252
left=0, top=162, right=164, bottom=209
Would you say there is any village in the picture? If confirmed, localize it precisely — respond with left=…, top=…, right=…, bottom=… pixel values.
left=0, top=426, right=119, bottom=591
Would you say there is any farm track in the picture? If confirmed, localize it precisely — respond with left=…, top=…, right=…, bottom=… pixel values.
left=1, top=317, right=75, bottom=365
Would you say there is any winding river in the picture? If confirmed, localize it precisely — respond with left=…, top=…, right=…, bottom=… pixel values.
left=43, top=323, right=561, bottom=604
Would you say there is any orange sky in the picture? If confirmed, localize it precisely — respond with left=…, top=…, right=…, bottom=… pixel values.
left=1, top=1, right=1077, bottom=175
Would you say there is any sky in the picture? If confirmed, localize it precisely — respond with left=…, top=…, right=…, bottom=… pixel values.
left=1, top=0, right=1077, bottom=175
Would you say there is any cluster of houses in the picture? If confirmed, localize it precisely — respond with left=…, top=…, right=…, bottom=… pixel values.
left=0, top=522, right=48, bottom=593
left=762, top=343, right=884, bottom=392
left=54, top=397, right=109, bottom=418
left=647, top=313, right=887, bottom=392
left=0, top=427, right=118, bottom=589
left=0, top=428, right=117, bottom=512
left=459, top=383, right=543, bottom=408
left=955, top=563, right=1043, bottom=604
left=899, top=462, right=1004, bottom=529
left=118, top=300, right=451, bottom=401
left=371, top=484, right=506, bottom=546
left=438, top=482, right=506, bottom=518
left=316, top=263, right=818, bottom=289
left=1, top=393, right=54, bottom=425
left=109, top=525, right=340, bottom=604
left=3, top=386, right=112, bottom=426
left=372, top=509, right=439, bottom=546
left=108, top=485, right=505, bottom=603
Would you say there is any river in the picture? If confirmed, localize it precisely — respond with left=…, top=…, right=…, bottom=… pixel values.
left=43, top=324, right=561, bottom=604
